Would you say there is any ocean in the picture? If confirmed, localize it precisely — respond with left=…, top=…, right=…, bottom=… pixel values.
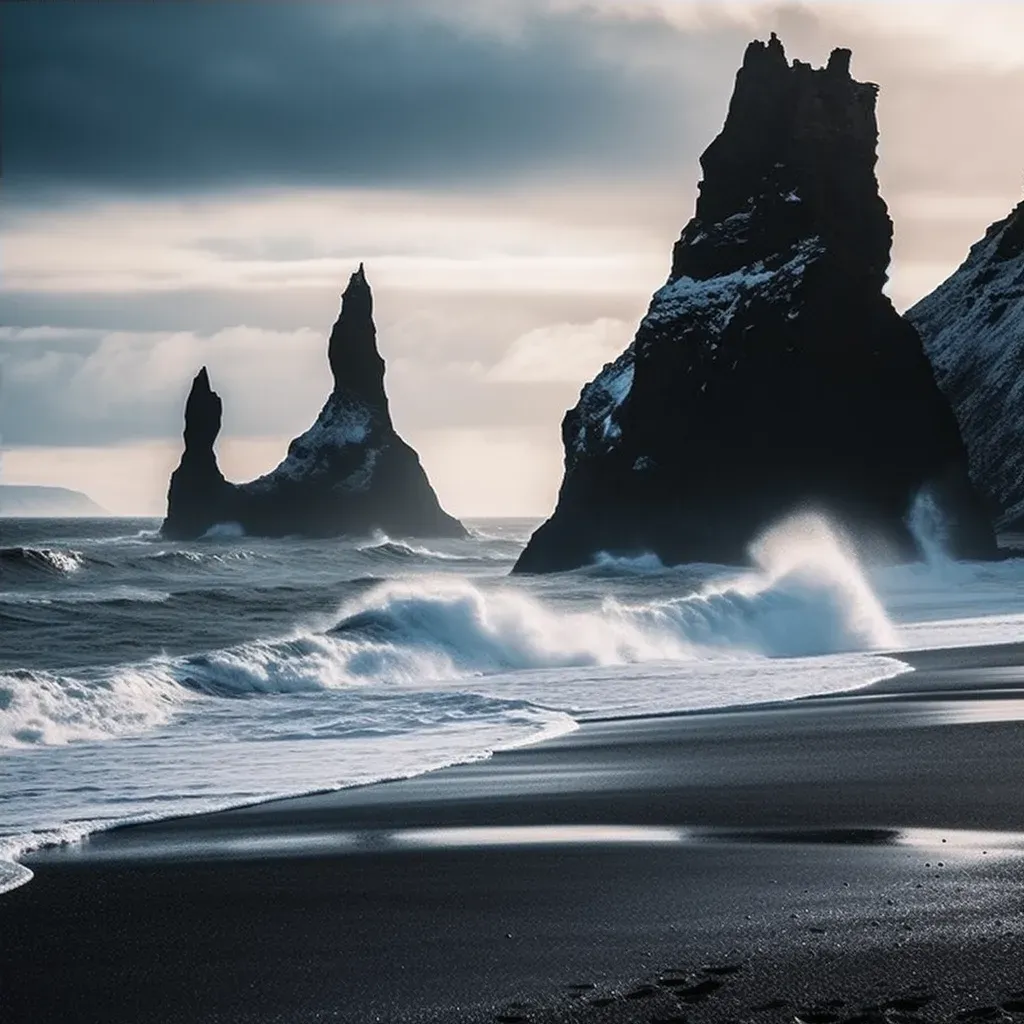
left=3, top=511, right=1024, bottom=894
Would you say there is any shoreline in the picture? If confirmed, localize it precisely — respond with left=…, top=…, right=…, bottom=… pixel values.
left=0, top=637, right=1015, bottom=897
left=0, top=646, right=914, bottom=894
left=3, top=640, right=1024, bottom=1021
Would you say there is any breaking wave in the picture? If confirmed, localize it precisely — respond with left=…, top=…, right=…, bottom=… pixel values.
left=0, top=665, right=186, bottom=747
left=356, top=534, right=508, bottom=564
left=0, top=512, right=897, bottom=750
left=334, top=513, right=895, bottom=669
left=0, top=546, right=89, bottom=578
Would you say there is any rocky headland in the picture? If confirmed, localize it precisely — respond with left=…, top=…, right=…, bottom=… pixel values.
left=514, top=34, right=995, bottom=573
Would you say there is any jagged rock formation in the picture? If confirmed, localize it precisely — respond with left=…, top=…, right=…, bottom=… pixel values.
left=907, top=200, right=1024, bottom=530
left=514, top=34, right=995, bottom=574
left=162, top=266, right=465, bottom=540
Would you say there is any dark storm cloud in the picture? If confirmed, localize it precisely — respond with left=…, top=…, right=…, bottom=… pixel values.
left=2, top=1, right=740, bottom=199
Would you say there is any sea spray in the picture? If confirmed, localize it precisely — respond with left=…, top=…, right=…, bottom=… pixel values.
left=908, top=488, right=953, bottom=567
left=903, top=487, right=985, bottom=588
left=199, top=522, right=246, bottom=540
left=743, top=512, right=898, bottom=651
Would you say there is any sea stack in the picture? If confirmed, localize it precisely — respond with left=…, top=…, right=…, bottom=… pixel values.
left=162, top=265, right=465, bottom=540
left=907, top=200, right=1024, bottom=530
left=514, top=35, right=995, bottom=573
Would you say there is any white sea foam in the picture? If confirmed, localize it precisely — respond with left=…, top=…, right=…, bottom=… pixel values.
left=0, top=858, right=33, bottom=895
left=0, top=694, right=578, bottom=894
left=200, top=522, right=246, bottom=540
left=0, top=664, right=187, bottom=748
left=144, top=549, right=257, bottom=567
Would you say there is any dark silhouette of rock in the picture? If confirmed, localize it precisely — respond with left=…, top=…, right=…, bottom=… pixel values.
left=164, top=367, right=235, bottom=539
left=514, top=34, right=995, bottom=574
left=162, top=266, right=465, bottom=540
left=907, top=200, right=1024, bottom=530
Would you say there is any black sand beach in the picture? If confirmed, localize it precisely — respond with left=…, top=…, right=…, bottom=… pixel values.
left=3, top=644, right=1024, bottom=1023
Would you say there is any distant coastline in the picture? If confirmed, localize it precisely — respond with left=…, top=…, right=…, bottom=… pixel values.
left=0, top=485, right=108, bottom=518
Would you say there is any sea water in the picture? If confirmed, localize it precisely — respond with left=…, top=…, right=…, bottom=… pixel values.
left=3, top=511, right=1024, bottom=893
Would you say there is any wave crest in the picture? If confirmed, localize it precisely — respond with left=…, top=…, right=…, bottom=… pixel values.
left=356, top=533, right=506, bottom=564
left=0, top=546, right=88, bottom=577
left=0, top=665, right=185, bottom=747
left=334, top=513, right=896, bottom=665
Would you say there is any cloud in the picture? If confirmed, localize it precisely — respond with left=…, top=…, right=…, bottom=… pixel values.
left=1, top=1, right=739, bottom=199
left=487, top=319, right=633, bottom=382
left=1, top=188, right=670, bottom=296
left=6, top=1, right=1024, bottom=203
left=0, top=325, right=329, bottom=447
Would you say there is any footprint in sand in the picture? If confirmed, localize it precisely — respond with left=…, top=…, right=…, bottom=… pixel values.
left=675, top=978, right=724, bottom=1004
left=701, top=963, right=744, bottom=976
left=624, top=985, right=661, bottom=1000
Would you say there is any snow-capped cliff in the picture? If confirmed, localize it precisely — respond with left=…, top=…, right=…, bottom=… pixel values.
left=908, top=201, right=1024, bottom=528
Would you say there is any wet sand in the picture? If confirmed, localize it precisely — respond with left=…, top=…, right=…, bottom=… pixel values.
left=2, top=643, right=1024, bottom=1022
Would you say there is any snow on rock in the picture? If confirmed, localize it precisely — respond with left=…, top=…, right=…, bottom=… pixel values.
left=908, top=201, right=1024, bottom=527
left=642, top=236, right=822, bottom=334
left=569, top=347, right=636, bottom=462
left=245, top=398, right=372, bottom=490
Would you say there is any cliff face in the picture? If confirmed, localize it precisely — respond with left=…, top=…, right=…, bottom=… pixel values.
left=162, top=266, right=465, bottom=540
left=514, top=34, right=995, bottom=573
left=907, top=201, right=1024, bottom=529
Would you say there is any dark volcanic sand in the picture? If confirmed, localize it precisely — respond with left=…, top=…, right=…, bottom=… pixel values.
left=3, top=645, right=1024, bottom=1023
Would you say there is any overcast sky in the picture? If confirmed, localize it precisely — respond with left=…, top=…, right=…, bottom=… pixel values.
left=2, top=1, right=1023, bottom=516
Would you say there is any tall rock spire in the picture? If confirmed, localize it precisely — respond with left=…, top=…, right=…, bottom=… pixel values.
left=163, top=368, right=233, bottom=540
left=328, top=262, right=387, bottom=412
left=182, top=367, right=222, bottom=457
left=514, top=36, right=995, bottom=574
left=162, top=266, right=464, bottom=540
